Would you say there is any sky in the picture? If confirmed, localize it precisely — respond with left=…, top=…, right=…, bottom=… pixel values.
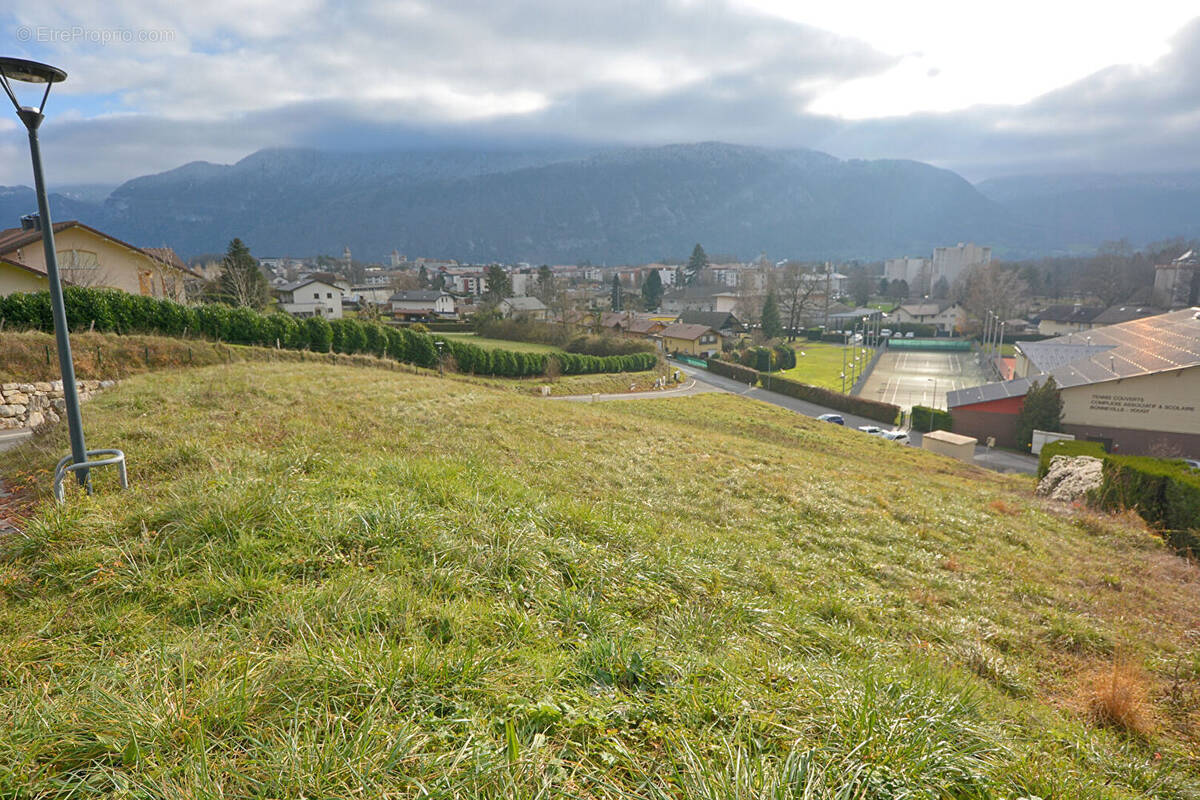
left=2, top=2, right=1200, bottom=188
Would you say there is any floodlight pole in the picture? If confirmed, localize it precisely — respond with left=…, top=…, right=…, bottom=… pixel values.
left=12, top=96, right=89, bottom=485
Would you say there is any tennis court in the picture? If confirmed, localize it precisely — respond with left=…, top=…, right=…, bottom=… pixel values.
left=858, top=349, right=988, bottom=411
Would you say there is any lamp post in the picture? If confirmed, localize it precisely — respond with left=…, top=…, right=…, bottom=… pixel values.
left=0, top=57, right=126, bottom=500
left=928, top=377, right=938, bottom=418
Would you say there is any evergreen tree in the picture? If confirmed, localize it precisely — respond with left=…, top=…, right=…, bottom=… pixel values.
left=1015, top=377, right=1064, bottom=450
left=482, top=265, right=512, bottom=305
left=418, top=265, right=430, bottom=288
left=641, top=269, right=664, bottom=309
left=610, top=274, right=623, bottom=311
left=761, top=290, right=783, bottom=339
left=685, top=244, right=708, bottom=285
left=217, top=238, right=270, bottom=310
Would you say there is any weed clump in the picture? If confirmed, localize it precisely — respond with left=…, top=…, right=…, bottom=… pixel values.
left=1085, top=660, right=1155, bottom=737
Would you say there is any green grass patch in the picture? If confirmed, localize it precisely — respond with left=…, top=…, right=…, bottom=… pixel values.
left=437, top=332, right=565, bottom=354
left=0, top=363, right=1198, bottom=796
left=776, top=341, right=856, bottom=391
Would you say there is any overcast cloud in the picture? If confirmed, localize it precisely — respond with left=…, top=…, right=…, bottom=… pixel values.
left=1, top=2, right=1199, bottom=187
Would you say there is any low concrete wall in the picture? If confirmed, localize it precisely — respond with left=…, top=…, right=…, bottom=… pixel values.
left=0, top=379, right=115, bottom=430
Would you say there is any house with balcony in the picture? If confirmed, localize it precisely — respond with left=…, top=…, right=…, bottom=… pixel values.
left=276, top=278, right=345, bottom=319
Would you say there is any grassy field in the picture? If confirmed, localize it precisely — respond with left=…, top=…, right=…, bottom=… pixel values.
left=777, top=340, right=870, bottom=391
left=437, top=332, right=565, bottom=354
left=0, top=363, right=1198, bottom=797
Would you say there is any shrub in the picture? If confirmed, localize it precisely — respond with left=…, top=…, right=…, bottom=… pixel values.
left=1095, top=454, right=1200, bottom=532
left=0, top=287, right=647, bottom=378
left=1037, top=440, right=1108, bottom=478
left=303, top=316, right=333, bottom=352
left=761, top=374, right=900, bottom=425
left=911, top=405, right=953, bottom=433
left=707, top=358, right=758, bottom=385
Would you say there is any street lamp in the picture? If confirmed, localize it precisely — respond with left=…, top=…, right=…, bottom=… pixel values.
left=928, top=377, right=938, bottom=418
left=0, top=57, right=126, bottom=501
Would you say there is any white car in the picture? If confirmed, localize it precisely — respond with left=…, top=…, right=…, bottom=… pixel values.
left=858, top=425, right=885, bottom=436
left=881, top=430, right=911, bottom=444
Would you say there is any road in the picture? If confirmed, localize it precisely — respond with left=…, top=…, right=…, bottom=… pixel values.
left=561, top=360, right=1037, bottom=476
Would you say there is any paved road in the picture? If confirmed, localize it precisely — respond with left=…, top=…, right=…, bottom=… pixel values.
left=610, top=361, right=1037, bottom=475
left=554, top=378, right=717, bottom=403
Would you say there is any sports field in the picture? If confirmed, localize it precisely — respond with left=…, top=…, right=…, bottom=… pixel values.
left=858, top=349, right=988, bottom=410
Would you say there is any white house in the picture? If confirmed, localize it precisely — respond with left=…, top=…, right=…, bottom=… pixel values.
left=390, top=290, right=457, bottom=321
left=891, top=301, right=967, bottom=334
left=275, top=278, right=345, bottom=319
left=498, top=295, right=549, bottom=320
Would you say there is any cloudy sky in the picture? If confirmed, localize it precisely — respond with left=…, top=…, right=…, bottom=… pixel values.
left=2, top=1, right=1199, bottom=188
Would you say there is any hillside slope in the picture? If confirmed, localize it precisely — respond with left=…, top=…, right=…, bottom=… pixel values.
left=0, top=363, right=1197, bottom=796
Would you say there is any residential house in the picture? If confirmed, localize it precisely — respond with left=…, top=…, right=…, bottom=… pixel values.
left=891, top=301, right=967, bottom=334
left=498, top=295, right=549, bottom=320
left=389, top=290, right=457, bottom=321
left=599, top=311, right=666, bottom=338
left=677, top=310, right=744, bottom=337
left=276, top=279, right=346, bottom=319
left=657, top=323, right=720, bottom=357
left=1035, top=304, right=1105, bottom=336
left=0, top=219, right=196, bottom=301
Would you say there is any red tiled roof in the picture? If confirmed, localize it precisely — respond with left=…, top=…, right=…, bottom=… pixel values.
left=0, top=221, right=201, bottom=278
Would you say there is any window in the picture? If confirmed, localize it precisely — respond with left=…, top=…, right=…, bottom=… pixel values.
left=327, top=292, right=333, bottom=298
left=61, top=250, right=99, bottom=269
left=313, top=291, right=320, bottom=299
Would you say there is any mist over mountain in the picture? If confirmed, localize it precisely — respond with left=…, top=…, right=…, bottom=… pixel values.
left=6, top=143, right=1199, bottom=264
left=976, top=172, right=1200, bottom=250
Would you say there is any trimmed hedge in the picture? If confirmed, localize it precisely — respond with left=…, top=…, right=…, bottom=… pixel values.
left=706, top=358, right=758, bottom=385
left=0, top=287, right=655, bottom=379
left=1095, top=455, right=1200, bottom=533
left=759, top=374, right=900, bottom=425
left=911, top=405, right=952, bottom=433
left=1036, top=439, right=1108, bottom=479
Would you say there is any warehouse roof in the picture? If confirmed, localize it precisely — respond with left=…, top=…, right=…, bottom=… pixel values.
left=949, top=307, right=1200, bottom=407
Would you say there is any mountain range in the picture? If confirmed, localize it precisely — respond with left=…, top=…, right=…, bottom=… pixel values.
left=3, top=142, right=1199, bottom=264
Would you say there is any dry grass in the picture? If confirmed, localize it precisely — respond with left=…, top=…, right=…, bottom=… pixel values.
left=1085, top=660, right=1156, bottom=737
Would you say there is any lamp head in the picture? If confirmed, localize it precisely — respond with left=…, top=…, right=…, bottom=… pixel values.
left=0, top=57, right=67, bottom=127
left=0, top=57, right=68, bottom=84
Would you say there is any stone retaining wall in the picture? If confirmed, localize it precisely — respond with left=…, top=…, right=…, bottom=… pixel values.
left=0, top=380, right=115, bottom=430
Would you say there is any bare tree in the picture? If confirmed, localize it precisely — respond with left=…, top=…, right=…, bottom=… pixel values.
left=772, top=262, right=821, bottom=340
left=957, top=264, right=1030, bottom=326
left=1083, top=240, right=1137, bottom=306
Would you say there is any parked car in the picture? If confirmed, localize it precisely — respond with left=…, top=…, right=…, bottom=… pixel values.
left=1183, top=458, right=1200, bottom=470
left=905, top=331, right=916, bottom=338
left=880, top=328, right=892, bottom=338
left=858, top=425, right=885, bottom=436
left=881, top=430, right=911, bottom=444
left=818, top=413, right=845, bottom=425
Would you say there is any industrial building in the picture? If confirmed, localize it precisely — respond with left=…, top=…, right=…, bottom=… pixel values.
left=947, top=308, right=1200, bottom=456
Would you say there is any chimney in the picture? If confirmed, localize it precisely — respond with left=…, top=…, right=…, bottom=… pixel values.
left=19, top=213, right=40, bottom=231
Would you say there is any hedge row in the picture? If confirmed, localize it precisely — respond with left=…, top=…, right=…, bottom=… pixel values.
left=1094, top=455, right=1200, bottom=534
left=439, top=337, right=656, bottom=377
left=911, top=405, right=953, bottom=433
left=706, top=358, right=758, bottom=384
left=758, top=374, right=900, bottom=425
left=0, top=288, right=654, bottom=378
left=1036, top=439, right=1108, bottom=478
